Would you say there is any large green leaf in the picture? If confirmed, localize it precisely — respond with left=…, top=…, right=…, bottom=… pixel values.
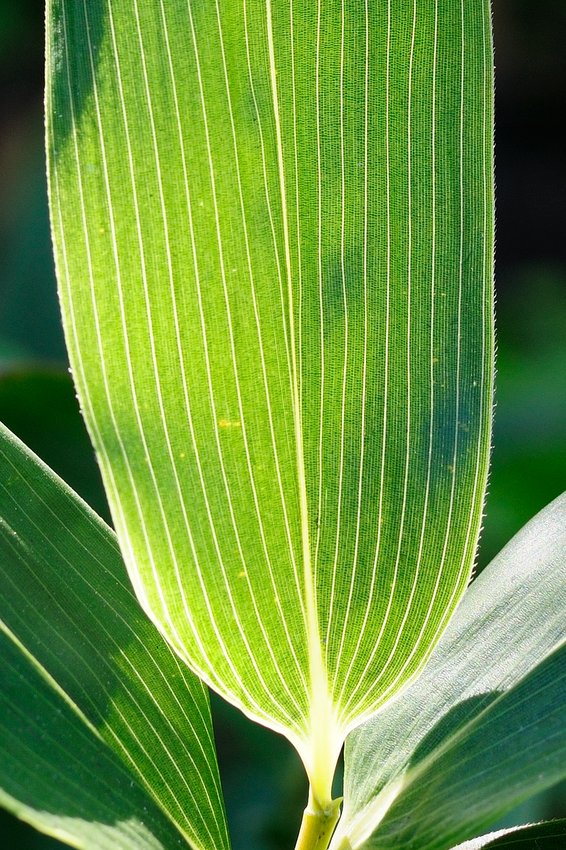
left=452, top=820, right=566, bottom=849
left=46, top=0, right=494, bottom=808
left=333, top=493, right=566, bottom=850
left=0, top=424, right=230, bottom=850
left=0, top=629, right=185, bottom=850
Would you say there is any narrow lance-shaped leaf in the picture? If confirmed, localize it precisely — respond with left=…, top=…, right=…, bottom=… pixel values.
left=0, top=628, right=186, bottom=850
left=452, top=821, right=566, bottom=850
left=346, top=644, right=566, bottom=850
left=0, top=424, right=230, bottom=850
left=47, top=0, right=494, bottom=812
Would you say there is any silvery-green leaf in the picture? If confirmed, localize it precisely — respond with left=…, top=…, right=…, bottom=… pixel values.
left=0, top=424, right=230, bottom=850
left=46, top=0, right=494, bottom=807
left=333, top=494, right=566, bottom=850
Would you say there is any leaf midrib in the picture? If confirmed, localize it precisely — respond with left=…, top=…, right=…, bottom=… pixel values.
left=265, top=0, right=326, bottom=705
left=265, top=0, right=337, bottom=805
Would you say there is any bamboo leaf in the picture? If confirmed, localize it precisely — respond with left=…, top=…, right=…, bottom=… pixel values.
left=0, top=424, right=230, bottom=850
left=333, top=494, right=566, bottom=850
left=0, top=629, right=186, bottom=850
left=452, top=820, right=566, bottom=849
left=47, top=0, right=494, bottom=806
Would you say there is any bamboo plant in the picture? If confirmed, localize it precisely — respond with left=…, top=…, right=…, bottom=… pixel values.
left=0, top=2, right=564, bottom=849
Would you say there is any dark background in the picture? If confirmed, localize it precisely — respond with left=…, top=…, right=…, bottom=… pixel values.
left=1, top=1, right=565, bottom=847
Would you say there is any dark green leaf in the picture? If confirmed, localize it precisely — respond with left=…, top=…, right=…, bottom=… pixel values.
left=0, top=424, right=230, bottom=850
left=453, top=820, right=566, bottom=849
left=0, top=629, right=186, bottom=850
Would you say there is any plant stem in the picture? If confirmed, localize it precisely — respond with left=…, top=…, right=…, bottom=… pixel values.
left=293, top=795, right=342, bottom=850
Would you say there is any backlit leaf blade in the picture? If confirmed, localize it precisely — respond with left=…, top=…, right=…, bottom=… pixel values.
left=0, top=629, right=185, bottom=850
left=333, top=494, right=566, bottom=850
left=47, top=0, right=494, bottom=805
left=0, top=423, right=230, bottom=850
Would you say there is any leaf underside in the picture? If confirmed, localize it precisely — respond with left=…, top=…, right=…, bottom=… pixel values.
left=47, top=0, right=494, bottom=799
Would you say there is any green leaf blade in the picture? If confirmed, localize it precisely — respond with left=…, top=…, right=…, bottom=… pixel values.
left=303, top=0, right=495, bottom=726
left=0, top=629, right=186, bottom=850
left=453, top=821, right=566, bottom=849
left=47, top=0, right=494, bottom=803
left=0, top=424, right=230, bottom=850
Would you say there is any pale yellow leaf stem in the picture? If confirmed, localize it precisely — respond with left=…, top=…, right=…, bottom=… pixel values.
left=293, top=792, right=342, bottom=850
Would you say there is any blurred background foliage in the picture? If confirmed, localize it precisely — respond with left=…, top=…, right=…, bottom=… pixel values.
left=0, top=1, right=564, bottom=847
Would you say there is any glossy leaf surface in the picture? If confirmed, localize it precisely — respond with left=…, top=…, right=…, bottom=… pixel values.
left=334, top=494, right=566, bottom=850
left=47, top=0, right=494, bottom=802
left=0, top=424, right=229, bottom=850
